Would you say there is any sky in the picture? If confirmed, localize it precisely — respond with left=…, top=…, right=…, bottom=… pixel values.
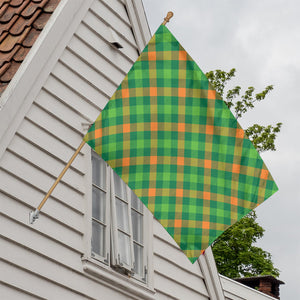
left=142, top=1, right=300, bottom=298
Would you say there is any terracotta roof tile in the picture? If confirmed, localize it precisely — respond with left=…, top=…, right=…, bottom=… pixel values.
left=43, top=0, right=58, bottom=13
left=21, top=0, right=47, bottom=18
left=0, top=0, right=29, bottom=23
left=10, top=9, right=40, bottom=34
left=22, top=26, right=38, bottom=47
left=33, top=10, right=49, bottom=29
left=13, top=43, right=29, bottom=61
left=0, top=3, right=9, bottom=19
left=0, top=30, right=8, bottom=42
left=0, top=60, right=10, bottom=76
left=0, top=0, right=61, bottom=95
left=10, top=0, right=24, bottom=6
left=0, top=0, right=10, bottom=6
left=0, top=59, right=20, bottom=81
left=0, top=13, right=17, bottom=35
left=0, top=26, right=30, bottom=51
left=0, top=43, right=20, bottom=66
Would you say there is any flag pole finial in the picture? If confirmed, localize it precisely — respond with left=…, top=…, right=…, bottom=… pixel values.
left=162, top=11, right=174, bottom=26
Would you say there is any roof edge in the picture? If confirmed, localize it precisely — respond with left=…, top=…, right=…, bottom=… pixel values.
left=0, top=0, right=94, bottom=160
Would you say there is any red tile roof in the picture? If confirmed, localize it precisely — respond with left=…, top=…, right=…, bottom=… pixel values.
left=0, top=0, right=61, bottom=94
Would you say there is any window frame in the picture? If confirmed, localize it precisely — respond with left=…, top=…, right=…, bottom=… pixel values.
left=90, top=151, right=110, bottom=264
left=86, top=150, right=152, bottom=285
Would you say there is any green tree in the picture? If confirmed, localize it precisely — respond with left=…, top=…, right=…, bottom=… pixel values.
left=206, top=68, right=281, bottom=278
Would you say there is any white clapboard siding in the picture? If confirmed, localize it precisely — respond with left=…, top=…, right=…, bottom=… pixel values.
left=60, top=49, right=118, bottom=98
left=0, top=260, right=93, bottom=300
left=0, top=211, right=83, bottom=271
left=43, top=74, right=101, bottom=123
left=1, top=150, right=84, bottom=204
left=1, top=194, right=84, bottom=253
left=0, top=281, right=45, bottom=300
left=0, top=169, right=84, bottom=232
left=26, top=103, right=83, bottom=148
left=16, top=118, right=85, bottom=175
left=76, top=22, right=133, bottom=72
left=67, top=35, right=126, bottom=86
left=7, top=135, right=83, bottom=186
left=101, top=0, right=131, bottom=24
left=34, top=89, right=88, bottom=138
left=90, top=0, right=135, bottom=45
left=153, top=220, right=209, bottom=299
left=83, top=9, right=138, bottom=62
left=52, top=61, right=110, bottom=109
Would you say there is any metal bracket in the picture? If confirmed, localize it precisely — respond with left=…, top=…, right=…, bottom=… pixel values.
left=29, top=209, right=40, bottom=224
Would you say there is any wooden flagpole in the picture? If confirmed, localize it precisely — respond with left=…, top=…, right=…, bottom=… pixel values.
left=29, top=140, right=86, bottom=224
left=29, top=12, right=174, bottom=224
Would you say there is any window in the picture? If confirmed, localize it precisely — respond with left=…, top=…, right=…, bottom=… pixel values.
left=91, top=150, right=148, bottom=282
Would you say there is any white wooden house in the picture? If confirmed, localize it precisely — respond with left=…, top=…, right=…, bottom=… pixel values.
left=0, top=1, right=280, bottom=299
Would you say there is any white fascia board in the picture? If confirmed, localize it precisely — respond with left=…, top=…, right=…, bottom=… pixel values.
left=125, top=0, right=152, bottom=52
left=0, top=0, right=94, bottom=160
left=198, top=247, right=225, bottom=300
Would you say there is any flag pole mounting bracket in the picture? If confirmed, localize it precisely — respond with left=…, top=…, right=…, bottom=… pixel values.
left=29, top=209, right=39, bottom=224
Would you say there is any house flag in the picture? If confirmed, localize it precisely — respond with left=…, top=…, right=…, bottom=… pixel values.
left=84, top=25, right=278, bottom=263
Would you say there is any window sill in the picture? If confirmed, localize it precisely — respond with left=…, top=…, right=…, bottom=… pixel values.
left=82, top=258, right=156, bottom=300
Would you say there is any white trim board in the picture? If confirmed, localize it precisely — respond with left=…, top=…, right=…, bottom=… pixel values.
left=198, top=247, right=225, bottom=300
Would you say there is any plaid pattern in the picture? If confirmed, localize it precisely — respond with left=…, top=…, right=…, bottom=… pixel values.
left=84, top=25, right=278, bottom=263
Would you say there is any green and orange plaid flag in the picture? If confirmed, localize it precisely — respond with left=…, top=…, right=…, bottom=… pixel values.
left=84, top=25, right=278, bottom=263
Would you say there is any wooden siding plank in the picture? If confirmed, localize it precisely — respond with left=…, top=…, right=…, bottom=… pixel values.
left=68, top=35, right=126, bottom=87
left=0, top=282, right=45, bottom=300
left=90, top=0, right=135, bottom=45
left=100, top=0, right=130, bottom=25
left=17, top=119, right=85, bottom=175
left=154, top=271, right=209, bottom=300
left=7, top=135, right=84, bottom=188
left=0, top=168, right=84, bottom=232
left=0, top=260, right=93, bottom=300
left=153, top=255, right=208, bottom=296
left=14, top=131, right=85, bottom=176
left=1, top=194, right=84, bottom=253
left=0, top=238, right=146, bottom=300
left=52, top=61, right=109, bottom=110
left=3, top=146, right=85, bottom=197
left=35, top=89, right=88, bottom=136
left=26, top=103, right=83, bottom=149
left=0, top=211, right=83, bottom=271
left=153, top=237, right=206, bottom=279
left=60, top=48, right=118, bottom=98
left=76, top=23, right=133, bottom=72
left=1, top=239, right=89, bottom=298
left=153, top=220, right=205, bottom=277
left=43, top=75, right=100, bottom=124
left=0, top=151, right=84, bottom=211
left=83, top=10, right=138, bottom=62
